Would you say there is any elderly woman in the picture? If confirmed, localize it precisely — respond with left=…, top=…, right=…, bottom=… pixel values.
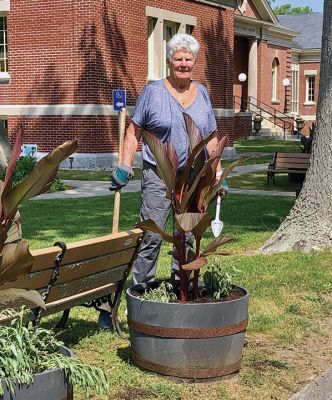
left=110, top=33, right=222, bottom=289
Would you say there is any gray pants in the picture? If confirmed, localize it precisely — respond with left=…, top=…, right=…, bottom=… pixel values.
left=132, top=162, right=192, bottom=288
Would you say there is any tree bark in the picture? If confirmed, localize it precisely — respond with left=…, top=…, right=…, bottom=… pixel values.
left=0, top=121, right=12, bottom=169
left=260, top=0, right=332, bottom=254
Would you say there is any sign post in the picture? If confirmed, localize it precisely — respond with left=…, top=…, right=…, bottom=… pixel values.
left=112, top=89, right=127, bottom=234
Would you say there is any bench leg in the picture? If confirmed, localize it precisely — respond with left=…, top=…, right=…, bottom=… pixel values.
left=55, top=309, right=71, bottom=330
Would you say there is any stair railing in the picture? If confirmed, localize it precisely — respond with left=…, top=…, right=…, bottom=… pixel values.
left=233, top=95, right=295, bottom=139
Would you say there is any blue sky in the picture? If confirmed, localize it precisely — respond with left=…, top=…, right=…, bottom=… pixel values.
left=271, top=0, right=323, bottom=12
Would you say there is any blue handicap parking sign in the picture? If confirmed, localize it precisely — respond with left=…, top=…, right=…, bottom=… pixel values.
left=112, top=89, right=126, bottom=111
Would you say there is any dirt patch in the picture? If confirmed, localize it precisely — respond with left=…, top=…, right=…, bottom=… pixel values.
left=276, top=312, right=332, bottom=386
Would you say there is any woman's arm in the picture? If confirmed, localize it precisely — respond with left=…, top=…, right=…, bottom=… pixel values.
left=121, top=123, right=142, bottom=167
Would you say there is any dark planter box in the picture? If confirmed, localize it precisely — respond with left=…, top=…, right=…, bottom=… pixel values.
left=126, top=286, right=249, bottom=379
left=0, top=347, right=73, bottom=400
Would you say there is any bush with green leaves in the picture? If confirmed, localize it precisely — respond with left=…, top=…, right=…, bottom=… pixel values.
left=202, top=258, right=233, bottom=299
left=0, top=307, right=108, bottom=398
left=0, top=155, right=67, bottom=192
left=142, top=282, right=177, bottom=303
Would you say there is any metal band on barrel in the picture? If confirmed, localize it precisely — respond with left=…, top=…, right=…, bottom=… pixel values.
left=127, top=318, right=248, bottom=338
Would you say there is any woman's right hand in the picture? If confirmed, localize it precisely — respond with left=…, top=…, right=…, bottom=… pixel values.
left=109, top=163, right=134, bottom=191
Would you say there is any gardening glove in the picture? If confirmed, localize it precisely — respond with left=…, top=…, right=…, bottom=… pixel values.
left=109, top=163, right=134, bottom=191
left=221, top=178, right=229, bottom=193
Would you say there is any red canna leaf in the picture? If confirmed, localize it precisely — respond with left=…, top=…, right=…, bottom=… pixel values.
left=142, top=129, right=177, bottom=198
left=136, top=219, right=180, bottom=246
left=175, top=212, right=210, bottom=233
left=204, top=156, right=251, bottom=206
left=182, top=256, right=207, bottom=271
left=2, top=140, right=78, bottom=220
left=202, top=236, right=232, bottom=256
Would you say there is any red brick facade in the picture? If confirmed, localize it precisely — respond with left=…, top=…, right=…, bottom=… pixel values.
left=1, top=0, right=236, bottom=155
left=0, top=0, right=321, bottom=163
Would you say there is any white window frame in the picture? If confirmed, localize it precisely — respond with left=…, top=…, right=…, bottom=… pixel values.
left=305, top=75, right=316, bottom=105
left=291, top=63, right=299, bottom=114
left=146, top=7, right=196, bottom=81
left=0, top=15, right=9, bottom=81
left=271, top=58, right=279, bottom=102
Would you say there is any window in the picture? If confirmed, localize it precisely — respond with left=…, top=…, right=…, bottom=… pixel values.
left=163, top=20, right=180, bottom=77
left=306, top=76, right=315, bottom=103
left=0, top=118, right=7, bottom=132
left=271, top=58, right=279, bottom=102
left=291, top=63, right=299, bottom=114
left=146, top=7, right=196, bottom=81
left=0, top=16, right=8, bottom=74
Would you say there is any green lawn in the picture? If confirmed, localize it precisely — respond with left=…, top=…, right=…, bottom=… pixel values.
left=57, top=168, right=142, bottom=181
left=234, top=139, right=301, bottom=154
left=228, top=171, right=303, bottom=192
left=19, top=193, right=332, bottom=400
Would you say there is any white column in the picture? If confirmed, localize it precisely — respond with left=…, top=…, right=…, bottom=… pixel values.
left=248, top=39, right=258, bottom=103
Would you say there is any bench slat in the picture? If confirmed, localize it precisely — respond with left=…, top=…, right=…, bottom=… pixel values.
left=268, top=169, right=307, bottom=174
left=274, top=162, right=309, bottom=169
left=274, top=153, right=310, bottom=159
left=0, top=248, right=134, bottom=290
left=44, top=283, right=118, bottom=315
left=30, top=229, right=142, bottom=272
left=45, top=265, right=128, bottom=303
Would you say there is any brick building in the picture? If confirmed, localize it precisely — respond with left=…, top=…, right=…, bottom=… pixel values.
left=0, top=0, right=321, bottom=168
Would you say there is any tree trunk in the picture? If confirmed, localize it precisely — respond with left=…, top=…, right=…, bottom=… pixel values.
left=0, top=121, right=12, bottom=169
left=260, top=0, right=332, bottom=254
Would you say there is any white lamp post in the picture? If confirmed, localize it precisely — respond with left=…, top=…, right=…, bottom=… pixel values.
left=238, top=73, right=247, bottom=112
left=282, top=78, right=291, bottom=114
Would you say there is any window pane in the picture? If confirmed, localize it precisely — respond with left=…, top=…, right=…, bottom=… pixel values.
left=0, top=18, right=3, bottom=31
left=0, top=60, right=5, bottom=72
left=186, top=25, right=194, bottom=35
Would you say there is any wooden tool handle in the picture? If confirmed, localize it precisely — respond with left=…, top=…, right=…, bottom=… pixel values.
left=112, top=108, right=126, bottom=234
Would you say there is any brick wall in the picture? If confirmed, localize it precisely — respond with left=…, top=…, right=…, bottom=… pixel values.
left=234, top=114, right=251, bottom=139
left=298, top=62, right=320, bottom=115
left=233, top=36, right=249, bottom=108
left=257, top=42, right=291, bottom=114
left=1, top=0, right=235, bottom=153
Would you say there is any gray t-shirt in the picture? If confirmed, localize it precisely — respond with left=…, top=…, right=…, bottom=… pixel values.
left=132, top=79, right=217, bottom=169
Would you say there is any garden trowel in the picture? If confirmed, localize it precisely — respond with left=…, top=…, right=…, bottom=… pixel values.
left=211, top=194, right=223, bottom=237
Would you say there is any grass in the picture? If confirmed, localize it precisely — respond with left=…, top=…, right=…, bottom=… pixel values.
left=19, top=192, right=332, bottom=400
left=228, top=172, right=303, bottom=192
left=234, top=139, right=301, bottom=154
left=57, top=168, right=142, bottom=181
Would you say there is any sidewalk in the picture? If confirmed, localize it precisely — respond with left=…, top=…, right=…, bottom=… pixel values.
left=33, top=163, right=294, bottom=200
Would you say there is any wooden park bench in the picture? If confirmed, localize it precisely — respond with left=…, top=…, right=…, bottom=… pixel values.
left=267, top=152, right=310, bottom=184
left=0, top=229, right=143, bottom=336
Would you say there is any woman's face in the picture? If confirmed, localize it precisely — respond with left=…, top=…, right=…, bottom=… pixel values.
left=168, top=50, right=196, bottom=81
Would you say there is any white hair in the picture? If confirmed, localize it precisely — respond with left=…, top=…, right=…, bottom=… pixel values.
left=166, top=33, right=200, bottom=60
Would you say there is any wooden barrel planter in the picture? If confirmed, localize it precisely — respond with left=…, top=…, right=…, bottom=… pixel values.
left=126, top=286, right=249, bottom=379
left=0, top=347, right=73, bottom=400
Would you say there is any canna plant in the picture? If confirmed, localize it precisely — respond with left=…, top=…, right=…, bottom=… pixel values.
left=0, top=125, right=78, bottom=306
left=137, top=114, right=247, bottom=302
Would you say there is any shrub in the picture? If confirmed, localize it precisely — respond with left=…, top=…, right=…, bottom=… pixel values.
left=0, top=156, right=67, bottom=192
